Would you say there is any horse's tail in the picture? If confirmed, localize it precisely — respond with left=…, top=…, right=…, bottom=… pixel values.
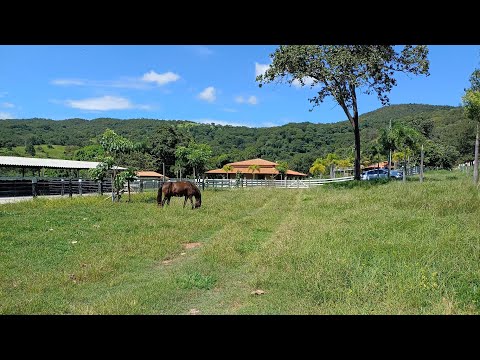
left=157, top=185, right=163, bottom=206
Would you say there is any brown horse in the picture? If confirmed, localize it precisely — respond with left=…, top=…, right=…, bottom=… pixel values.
left=157, top=181, right=202, bottom=209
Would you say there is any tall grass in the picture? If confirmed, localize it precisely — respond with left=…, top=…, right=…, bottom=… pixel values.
left=1, top=170, right=479, bottom=314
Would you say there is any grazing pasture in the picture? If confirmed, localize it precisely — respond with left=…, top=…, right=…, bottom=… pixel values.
left=1, top=170, right=479, bottom=314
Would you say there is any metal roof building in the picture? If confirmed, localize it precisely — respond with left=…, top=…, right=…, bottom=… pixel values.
left=0, top=156, right=125, bottom=170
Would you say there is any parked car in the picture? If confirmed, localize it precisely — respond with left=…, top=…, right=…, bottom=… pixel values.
left=361, top=169, right=404, bottom=180
left=389, top=169, right=403, bottom=179
left=361, top=169, right=389, bottom=180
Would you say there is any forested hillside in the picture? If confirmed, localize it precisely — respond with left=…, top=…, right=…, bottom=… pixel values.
left=0, top=104, right=476, bottom=174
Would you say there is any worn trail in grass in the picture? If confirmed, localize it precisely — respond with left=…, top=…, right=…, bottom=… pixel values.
left=1, top=171, right=480, bottom=314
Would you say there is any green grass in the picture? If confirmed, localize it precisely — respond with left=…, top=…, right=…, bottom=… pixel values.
left=0, top=145, right=76, bottom=159
left=1, top=170, right=479, bottom=314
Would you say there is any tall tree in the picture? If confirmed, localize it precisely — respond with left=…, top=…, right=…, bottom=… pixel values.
left=147, top=124, right=191, bottom=176
left=275, top=161, right=289, bottom=180
left=256, top=45, right=430, bottom=180
left=390, top=125, right=421, bottom=182
left=462, top=89, right=480, bottom=184
left=462, top=68, right=480, bottom=185
left=94, top=129, right=134, bottom=202
left=175, top=142, right=213, bottom=180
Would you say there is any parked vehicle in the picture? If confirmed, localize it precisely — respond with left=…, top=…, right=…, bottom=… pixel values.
left=361, top=168, right=403, bottom=180
left=389, top=170, right=403, bottom=179
left=361, top=169, right=389, bottom=180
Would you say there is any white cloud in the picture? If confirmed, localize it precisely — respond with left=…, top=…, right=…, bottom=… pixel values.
left=222, top=108, right=238, bottom=113
left=255, top=62, right=270, bottom=78
left=142, top=71, right=180, bottom=86
left=1, top=102, right=14, bottom=108
left=235, top=96, right=245, bottom=103
left=235, top=95, right=258, bottom=105
left=198, top=86, right=216, bottom=103
left=0, top=112, right=13, bottom=119
left=65, top=96, right=133, bottom=111
left=51, top=79, right=86, bottom=86
left=0, top=92, right=8, bottom=98
left=292, top=76, right=315, bottom=88
left=247, top=95, right=258, bottom=105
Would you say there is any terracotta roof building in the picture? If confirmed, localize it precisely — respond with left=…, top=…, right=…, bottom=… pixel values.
left=135, top=171, right=169, bottom=180
left=205, top=158, right=307, bottom=179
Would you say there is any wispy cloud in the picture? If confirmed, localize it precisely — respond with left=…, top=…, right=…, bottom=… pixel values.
left=198, top=86, right=216, bottom=103
left=52, top=77, right=149, bottom=89
left=51, top=79, right=86, bottom=86
left=52, top=70, right=181, bottom=90
left=1, top=102, right=14, bottom=108
left=235, top=95, right=258, bottom=105
left=0, top=92, right=8, bottom=98
left=141, top=71, right=180, bottom=85
left=0, top=112, right=13, bottom=119
left=292, top=76, right=316, bottom=88
left=255, top=62, right=270, bottom=78
left=193, top=118, right=251, bottom=127
left=190, top=45, right=214, bottom=56
left=65, top=96, right=134, bottom=111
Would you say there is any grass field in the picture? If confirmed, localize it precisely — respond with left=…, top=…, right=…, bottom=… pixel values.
left=1, top=170, right=479, bottom=314
left=0, top=145, right=76, bottom=159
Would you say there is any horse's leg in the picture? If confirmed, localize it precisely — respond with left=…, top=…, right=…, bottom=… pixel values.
left=190, top=195, right=194, bottom=209
left=167, top=196, right=171, bottom=205
left=183, top=196, right=188, bottom=208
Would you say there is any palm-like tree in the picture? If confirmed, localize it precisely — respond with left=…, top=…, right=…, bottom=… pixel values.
left=222, top=164, right=234, bottom=180
left=390, top=125, right=420, bottom=182
left=275, top=161, right=289, bottom=180
left=248, top=164, right=261, bottom=179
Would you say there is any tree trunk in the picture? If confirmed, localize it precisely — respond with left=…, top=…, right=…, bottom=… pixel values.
left=353, top=113, right=361, bottom=180
left=403, top=154, right=407, bottom=183
left=193, top=167, right=196, bottom=180
left=111, top=171, right=115, bottom=202
left=474, top=123, right=479, bottom=185
left=388, top=149, right=392, bottom=179
left=127, top=180, right=131, bottom=202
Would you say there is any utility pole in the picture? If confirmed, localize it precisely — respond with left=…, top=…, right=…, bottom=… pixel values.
left=388, top=119, right=392, bottom=179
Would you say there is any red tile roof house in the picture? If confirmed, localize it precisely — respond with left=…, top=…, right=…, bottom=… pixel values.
left=135, top=171, right=169, bottom=180
left=205, top=158, right=307, bottom=180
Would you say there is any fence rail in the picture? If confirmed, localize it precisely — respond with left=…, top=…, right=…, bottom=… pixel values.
left=0, top=177, right=112, bottom=198
left=128, top=176, right=355, bottom=191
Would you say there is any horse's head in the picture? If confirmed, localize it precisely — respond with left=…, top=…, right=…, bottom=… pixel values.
left=194, top=197, right=201, bottom=208
left=194, top=189, right=202, bottom=209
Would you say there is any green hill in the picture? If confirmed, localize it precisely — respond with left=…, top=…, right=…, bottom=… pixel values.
left=0, top=104, right=476, bottom=173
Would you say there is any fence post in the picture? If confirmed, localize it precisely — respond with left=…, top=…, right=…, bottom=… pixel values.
left=98, top=180, right=103, bottom=195
left=202, top=175, right=205, bottom=191
left=32, top=177, right=37, bottom=198
left=69, top=178, right=72, bottom=198
left=139, top=179, right=144, bottom=193
left=61, top=178, right=65, bottom=196
left=78, top=178, right=82, bottom=195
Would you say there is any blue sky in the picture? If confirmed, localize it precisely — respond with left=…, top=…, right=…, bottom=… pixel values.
left=1, top=45, right=479, bottom=127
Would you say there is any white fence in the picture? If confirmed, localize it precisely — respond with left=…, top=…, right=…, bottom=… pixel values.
left=129, top=176, right=354, bottom=191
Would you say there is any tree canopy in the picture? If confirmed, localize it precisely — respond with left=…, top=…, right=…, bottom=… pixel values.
left=256, top=45, right=430, bottom=179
